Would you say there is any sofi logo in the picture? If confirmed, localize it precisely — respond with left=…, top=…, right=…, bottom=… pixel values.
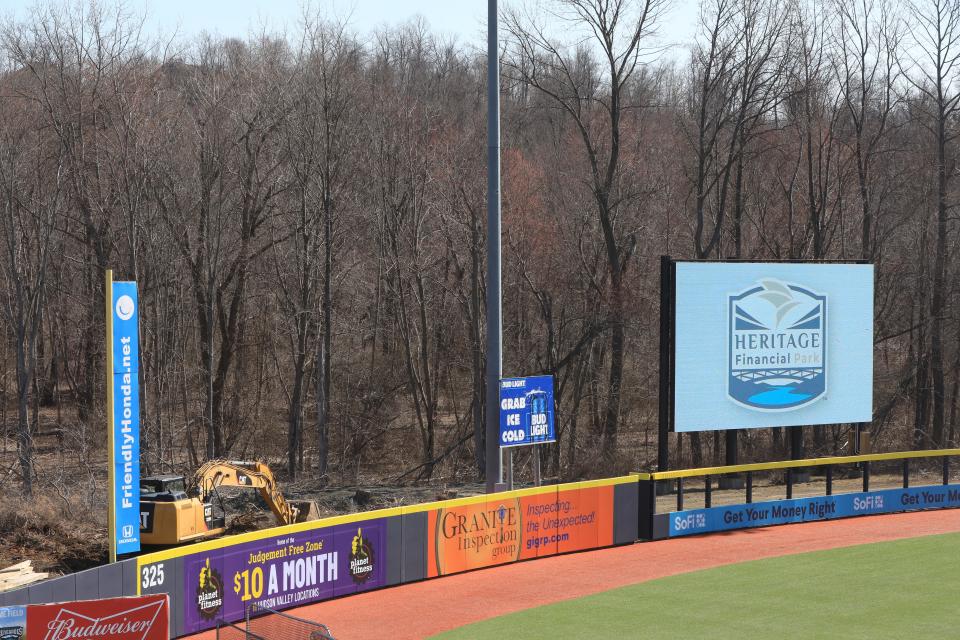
left=728, top=279, right=826, bottom=411
left=853, top=495, right=884, bottom=511
left=673, top=513, right=707, bottom=532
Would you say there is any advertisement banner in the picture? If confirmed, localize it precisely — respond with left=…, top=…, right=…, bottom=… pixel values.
left=0, top=605, right=26, bottom=640
left=427, top=484, right=613, bottom=577
left=26, top=595, right=168, bottom=640
left=669, top=484, right=960, bottom=537
left=673, top=262, right=873, bottom=432
left=182, top=519, right=387, bottom=634
left=111, top=280, right=140, bottom=554
left=499, top=375, right=556, bottom=447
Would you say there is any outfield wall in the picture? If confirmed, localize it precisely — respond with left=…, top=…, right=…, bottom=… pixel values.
left=6, top=451, right=960, bottom=638
left=637, top=450, right=960, bottom=540
left=0, top=559, right=140, bottom=607
left=19, top=476, right=636, bottom=637
left=662, top=484, right=960, bottom=537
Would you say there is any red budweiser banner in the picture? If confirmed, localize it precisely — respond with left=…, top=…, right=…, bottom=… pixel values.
left=27, top=595, right=168, bottom=640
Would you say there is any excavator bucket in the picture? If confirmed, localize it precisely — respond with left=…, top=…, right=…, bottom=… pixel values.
left=290, top=500, right=320, bottom=523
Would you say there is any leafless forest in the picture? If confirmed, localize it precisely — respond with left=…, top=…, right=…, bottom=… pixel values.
left=1, top=0, right=959, bottom=507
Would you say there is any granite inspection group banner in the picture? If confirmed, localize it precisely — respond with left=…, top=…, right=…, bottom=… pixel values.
left=427, top=484, right=614, bottom=577
left=183, top=519, right=387, bottom=634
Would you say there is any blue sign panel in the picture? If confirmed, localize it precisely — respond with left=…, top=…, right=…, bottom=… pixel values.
left=499, top=375, right=555, bottom=448
left=674, top=262, right=873, bottom=431
left=112, top=281, right=140, bottom=554
left=0, top=606, right=26, bottom=640
left=669, top=485, right=960, bottom=537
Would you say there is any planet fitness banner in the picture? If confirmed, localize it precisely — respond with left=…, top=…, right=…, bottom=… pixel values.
left=111, top=280, right=140, bottom=554
left=669, top=484, right=960, bottom=537
left=427, top=485, right=613, bottom=577
left=672, top=262, right=873, bottom=432
left=183, top=519, right=387, bottom=633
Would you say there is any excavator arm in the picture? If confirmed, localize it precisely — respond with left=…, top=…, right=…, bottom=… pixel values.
left=193, top=460, right=304, bottom=526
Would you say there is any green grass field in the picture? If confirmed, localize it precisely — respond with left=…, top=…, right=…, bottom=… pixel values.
left=430, top=532, right=960, bottom=639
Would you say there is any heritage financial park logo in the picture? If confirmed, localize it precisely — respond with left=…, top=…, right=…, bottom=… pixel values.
left=728, top=279, right=826, bottom=411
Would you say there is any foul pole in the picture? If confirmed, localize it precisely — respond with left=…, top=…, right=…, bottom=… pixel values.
left=485, top=0, right=503, bottom=493
left=105, top=269, right=116, bottom=563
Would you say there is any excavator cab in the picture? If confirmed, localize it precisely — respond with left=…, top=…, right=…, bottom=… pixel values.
left=140, top=475, right=226, bottom=546
left=140, top=475, right=188, bottom=498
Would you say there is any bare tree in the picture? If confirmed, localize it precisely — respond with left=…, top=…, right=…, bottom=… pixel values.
left=0, top=82, right=63, bottom=496
left=369, top=25, right=450, bottom=478
left=904, top=0, right=960, bottom=447
left=154, top=37, right=290, bottom=459
left=2, top=4, right=154, bottom=430
left=505, top=0, right=667, bottom=459
left=0, top=0, right=955, bottom=505
left=832, top=0, right=902, bottom=261
left=274, top=16, right=361, bottom=478
left=682, top=0, right=789, bottom=464
left=687, top=0, right=789, bottom=262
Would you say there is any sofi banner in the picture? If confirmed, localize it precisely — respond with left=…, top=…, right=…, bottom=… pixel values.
left=669, top=484, right=960, bottom=537
left=26, top=595, right=168, bottom=640
left=181, top=519, right=387, bottom=634
left=427, top=484, right=613, bottom=577
left=111, top=280, right=140, bottom=554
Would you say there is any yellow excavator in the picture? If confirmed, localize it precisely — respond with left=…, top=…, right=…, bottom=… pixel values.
left=139, top=460, right=319, bottom=546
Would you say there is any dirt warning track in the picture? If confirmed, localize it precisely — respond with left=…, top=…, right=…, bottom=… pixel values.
left=188, top=509, right=960, bottom=640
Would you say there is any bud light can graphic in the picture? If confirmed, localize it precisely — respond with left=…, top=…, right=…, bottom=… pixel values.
left=525, top=389, right=552, bottom=438
left=728, top=279, right=826, bottom=411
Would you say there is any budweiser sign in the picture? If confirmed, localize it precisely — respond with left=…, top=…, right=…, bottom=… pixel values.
left=27, top=595, right=168, bottom=640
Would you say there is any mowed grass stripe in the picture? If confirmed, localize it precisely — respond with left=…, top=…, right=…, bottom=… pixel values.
left=430, top=532, right=960, bottom=639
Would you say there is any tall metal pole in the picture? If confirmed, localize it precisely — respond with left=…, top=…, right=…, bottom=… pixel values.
left=485, top=0, right=503, bottom=493
left=657, top=257, right=671, bottom=473
left=105, top=269, right=116, bottom=563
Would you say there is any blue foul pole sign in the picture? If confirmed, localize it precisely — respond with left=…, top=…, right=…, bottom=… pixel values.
left=109, top=277, right=141, bottom=555
left=499, top=375, right=555, bottom=448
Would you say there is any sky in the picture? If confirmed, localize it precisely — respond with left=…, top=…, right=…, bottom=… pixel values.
left=4, top=0, right=700, bottom=57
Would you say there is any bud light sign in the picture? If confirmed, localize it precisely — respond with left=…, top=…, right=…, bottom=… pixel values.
left=499, top=376, right=555, bottom=447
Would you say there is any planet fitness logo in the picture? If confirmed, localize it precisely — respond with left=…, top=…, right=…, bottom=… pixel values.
left=349, top=527, right=375, bottom=584
left=728, top=279, right=826, bottom=411
left=196, top=558, right=224, bottom=621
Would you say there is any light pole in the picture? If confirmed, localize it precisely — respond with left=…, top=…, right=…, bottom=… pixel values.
left=485, top=0, right=503, bottom=493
